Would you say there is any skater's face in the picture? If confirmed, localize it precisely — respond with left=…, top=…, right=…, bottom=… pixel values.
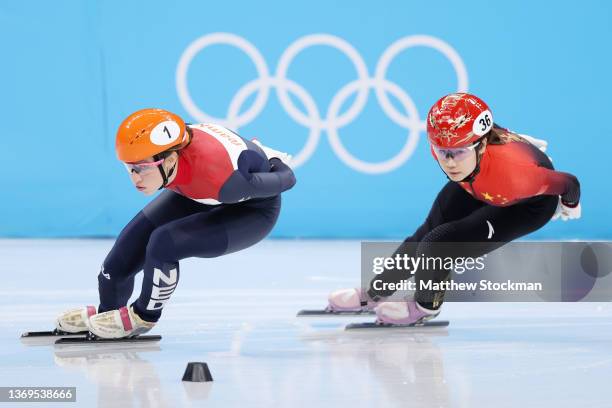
left=124, top=153, right=178, bottom=195
left=435, top=142, right=483, bottom=181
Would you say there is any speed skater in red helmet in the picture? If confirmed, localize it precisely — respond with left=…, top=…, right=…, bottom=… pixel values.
left=327, top=92, right=581, bottom=326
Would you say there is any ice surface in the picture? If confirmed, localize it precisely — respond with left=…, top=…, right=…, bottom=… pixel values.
left=1, top=239, right=612, bottom=407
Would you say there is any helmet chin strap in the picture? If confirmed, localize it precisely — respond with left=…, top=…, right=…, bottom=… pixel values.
left=460, top=160, right=481, bottom=183
left=154, top=154, right=177, bottom=190
left=460, top=142, right=486, bottom=183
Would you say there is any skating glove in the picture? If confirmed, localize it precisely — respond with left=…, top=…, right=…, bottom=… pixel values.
left=252, top=139, right=293, bottom=166
left=552, top=197, right=581, bottom=221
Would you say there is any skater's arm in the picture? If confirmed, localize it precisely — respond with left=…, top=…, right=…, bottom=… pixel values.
left=246, top=158, right=296, bottom=197
left=218, top=158, right=296, bottom=203
left=529, top=167, right=581, bottom=206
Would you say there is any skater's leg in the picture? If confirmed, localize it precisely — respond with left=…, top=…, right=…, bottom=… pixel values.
left=373, top=194, right=557, bottom=325
left=413, top=194, right=558, bottom=310
left=327, top=182, right=484, bottom=311
left=97, top=212, right=154, bottom=312
left=367, top=182, right=485, bottom=300
left=132, top=196, right=281, bottom=322
left=98, top=190, right=214, bottom=312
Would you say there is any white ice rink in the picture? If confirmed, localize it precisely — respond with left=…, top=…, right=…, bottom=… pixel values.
left=1, top=239, right=612, bottom=407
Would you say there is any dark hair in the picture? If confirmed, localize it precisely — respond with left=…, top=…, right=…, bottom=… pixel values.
left=485, top=124, right=524, bottom=146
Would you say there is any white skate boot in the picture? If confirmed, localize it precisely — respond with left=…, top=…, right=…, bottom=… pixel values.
left=87, top=306, right=155, bottom=339
left=327, top=288, right=380, bottom=312
left=55, top=306, right=97, bottom=333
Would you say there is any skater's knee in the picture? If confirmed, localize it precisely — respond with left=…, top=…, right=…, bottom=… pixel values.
left=419, top=224, right=459, bottom=258
left=421, top=223, right=458, bottom=244
left=416, top=224, right=465, bottom=270
left=146, top=227, right=178, bottom=262
left=98, top=260, right=131, bottom=284
left=98, top=261, right=131, bottom=286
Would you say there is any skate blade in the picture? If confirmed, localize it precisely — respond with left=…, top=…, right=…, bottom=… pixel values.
left=297, top=309, right=375, bottom=317
left=345, top=320, right=450, bottom=330
left=20, top=329, right=89, bottom=346
left=55, top=334, right=161, bottom=345
left=21, top=329, right=89, bottom=338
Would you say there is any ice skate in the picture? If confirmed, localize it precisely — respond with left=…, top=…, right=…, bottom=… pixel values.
left=55, top=306, right=97, bottom=334
left=326, top=288, right=378, bottom=312
left=87, top=306, right=155, bottom=339
left=374, top=300, right=440, bottom=326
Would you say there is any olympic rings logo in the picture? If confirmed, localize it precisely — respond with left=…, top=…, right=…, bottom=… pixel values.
left=176, top=33, right=468, bottom=174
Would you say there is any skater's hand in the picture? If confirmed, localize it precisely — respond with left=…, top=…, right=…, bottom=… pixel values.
left=252, top=139, right=293, bottom=166
left=552, top=197, right=581, bottom=221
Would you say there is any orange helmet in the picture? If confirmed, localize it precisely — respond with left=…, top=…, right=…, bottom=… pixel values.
left=116, top=108, right=189, bottom=162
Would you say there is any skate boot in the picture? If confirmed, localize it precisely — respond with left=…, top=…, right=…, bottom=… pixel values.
left=87, top=306, right=155, bottom=339
left=55, top=306, right=97, bottom=333
left=327, top=288, right=380, bottom=312
left=375, top=300, right=440, bottom=325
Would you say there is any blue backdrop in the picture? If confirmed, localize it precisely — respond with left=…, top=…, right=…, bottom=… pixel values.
left=2, top=0, right=610, bottom=238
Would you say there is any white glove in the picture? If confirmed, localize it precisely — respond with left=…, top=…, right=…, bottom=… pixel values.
left=252, top=139, right=293, bottom=166
left=518, top=133, right=548, bottom=153
left=552, top=197, right=581, bottom=221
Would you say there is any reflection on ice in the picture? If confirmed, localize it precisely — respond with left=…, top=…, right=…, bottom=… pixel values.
left=299, top=329, right=450, bottom=408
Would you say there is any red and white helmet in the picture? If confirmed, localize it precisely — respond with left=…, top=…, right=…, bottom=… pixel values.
left=427, top=93, right=493, bottom=148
